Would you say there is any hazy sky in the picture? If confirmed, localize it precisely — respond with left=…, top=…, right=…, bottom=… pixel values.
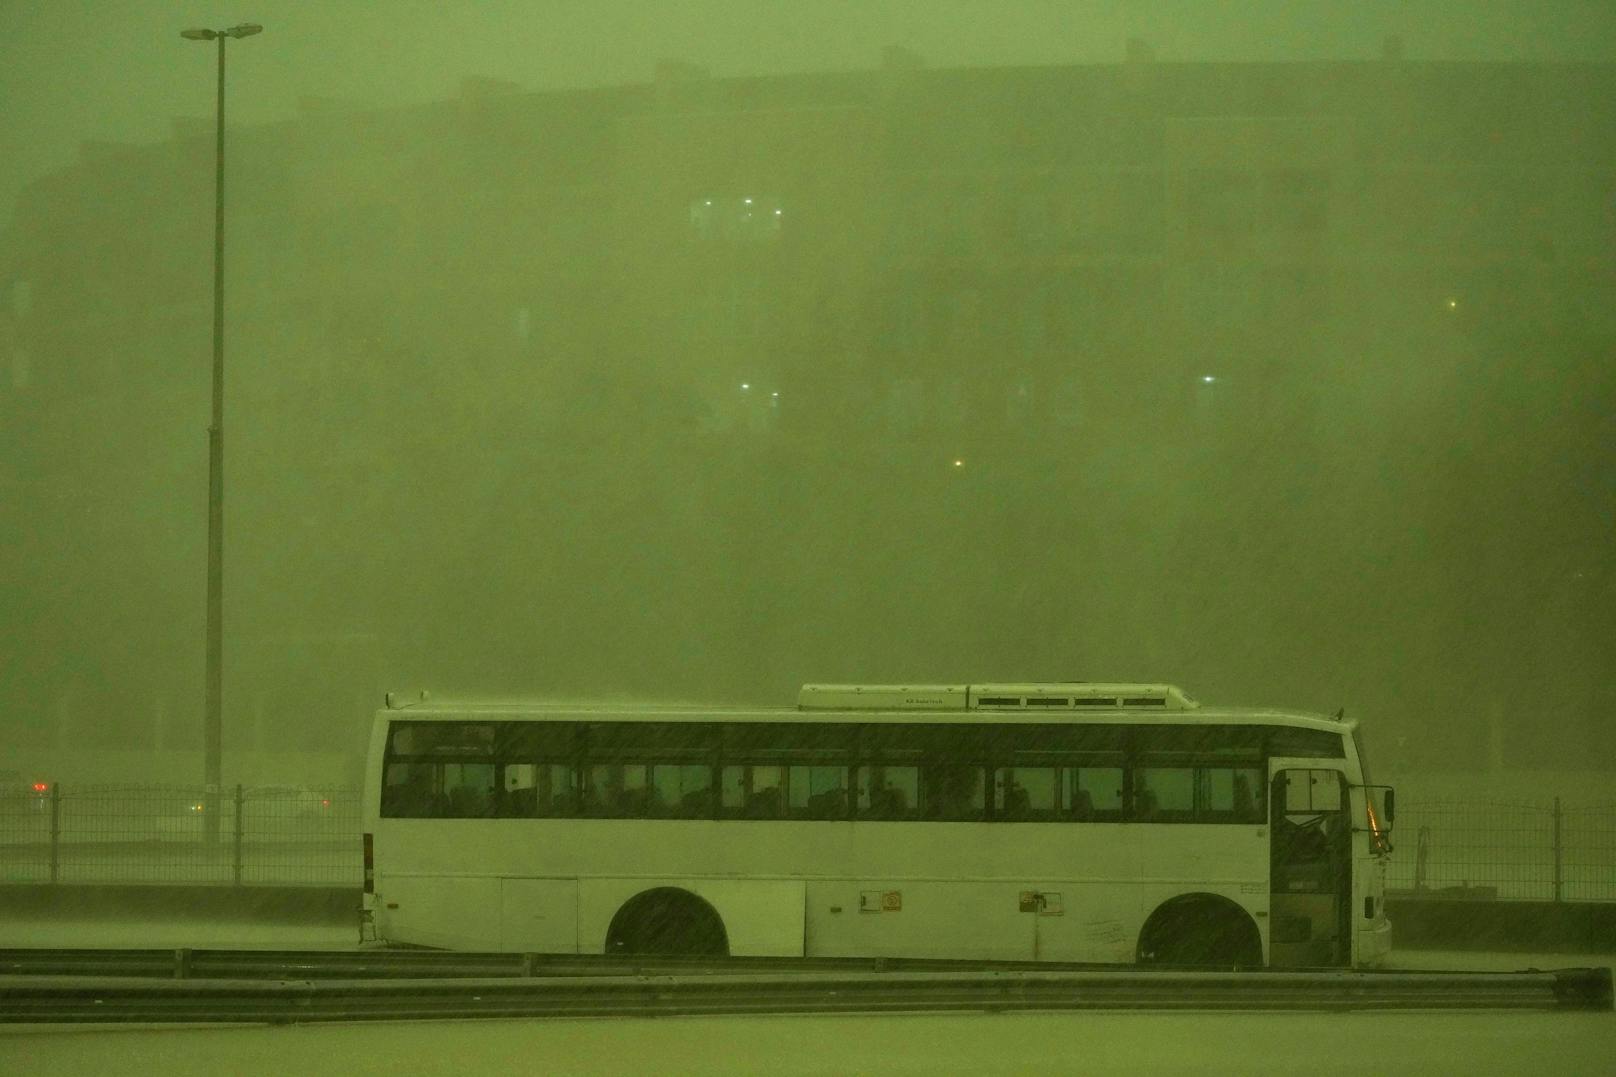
left=2, top=1, right=1614, bottom=221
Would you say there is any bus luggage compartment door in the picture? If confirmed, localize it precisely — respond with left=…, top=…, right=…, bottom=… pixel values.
left=500, top=878, right=581, bottom=953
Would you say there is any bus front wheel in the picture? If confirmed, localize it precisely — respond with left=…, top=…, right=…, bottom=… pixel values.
left=1137, top=894, right=1263, bottom=968
left=605, top=887, right=730, bottom=957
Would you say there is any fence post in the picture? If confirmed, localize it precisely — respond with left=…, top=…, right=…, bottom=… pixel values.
left=48, top=782, right=60, bottom=884
left=1552, top=796, right=1563, bottom=903
left=232, top=783, right=245, bottom=887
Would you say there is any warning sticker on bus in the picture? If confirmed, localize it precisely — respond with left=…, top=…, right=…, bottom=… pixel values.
left=860, top=890, right=904, bottom=912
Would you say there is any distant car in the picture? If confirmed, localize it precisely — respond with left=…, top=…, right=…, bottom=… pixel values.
left=0, top=773, right=51, bottom=816
left=243, top=785, right=336, bottom=832
left=154, top=796, right=209, bottom=839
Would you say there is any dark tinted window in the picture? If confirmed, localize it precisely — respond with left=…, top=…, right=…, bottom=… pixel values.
left=857, top=764, right=919, bottom=820
left=388, top=721, right=496, bottom=758
left=381, top=759, right=496, bottom=818
left=584, top=721, right=718, bottom=759
left=994, top=723, right=1126, bottom=760
left=1134, top=724, right=1265, bottom=763
left=723, top=722, right=855, bottom=761
left=1132, top=726, right=1264, bottom=823
left=1267, top=726, right=1347, bottom=759
left=919, top=764, right=987, bottom=820
left=378, top=718, right=1296, bottom=824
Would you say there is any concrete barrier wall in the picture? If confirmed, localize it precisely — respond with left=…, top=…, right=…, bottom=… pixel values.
left=1386, top=896, right=1616, bottom=953
left=0, top=884, right=359, bottom=926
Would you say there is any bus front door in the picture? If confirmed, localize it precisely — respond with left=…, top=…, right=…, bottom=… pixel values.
left=1268, top=766, right=1351, bottom=967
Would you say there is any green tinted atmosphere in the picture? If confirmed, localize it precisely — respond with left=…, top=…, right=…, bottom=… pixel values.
left=1, top=2, right=1613, bottom=781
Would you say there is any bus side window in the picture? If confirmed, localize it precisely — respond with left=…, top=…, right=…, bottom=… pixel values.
left=502, top=763, right=538, bottom=818
left=443, top=763, right=495, bottom=818
left=996, top=767, right=1056, bottom=820
left=536, top=763, right=576, bottom=817
left=921, top=765, right=985, bottom=821
left=585, top=764, right=650, bottom=817
left=857, top=765, right=918, bottom=820
left=723, top=764, right=786, bottom=819
left=382, top=761, right=438, bottom=818
left=789, top=765, right=849, bottom=819
left=1201, top=766, right=1265, bottom=822
left=1133, top=767, right=1194, bottom=821
left=654, top=763, right=714, bottom=819
left=1068, top=767, right=1124, bottom=821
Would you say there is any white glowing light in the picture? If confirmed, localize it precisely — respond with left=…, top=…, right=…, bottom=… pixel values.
left=953, top=459, right=964, bottom=468
left=1201, top=375, right=1217, bottom=384
left=740, top=382, right=750, bottom=390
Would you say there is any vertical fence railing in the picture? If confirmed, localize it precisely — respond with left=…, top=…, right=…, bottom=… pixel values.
left=1552, top=796, right=1562, bottom=903
left=232, top=784, right=245, bottom=887
left=48, top=782, right=60, bottom=884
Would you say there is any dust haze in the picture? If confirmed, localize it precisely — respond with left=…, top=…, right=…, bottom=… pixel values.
left=1, top=2, right=1613, bottom=786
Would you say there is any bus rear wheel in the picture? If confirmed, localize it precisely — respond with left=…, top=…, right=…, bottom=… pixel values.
left=1137, top=894, right=1263, bottom=968
left=605, top=887, right=729, bottom=957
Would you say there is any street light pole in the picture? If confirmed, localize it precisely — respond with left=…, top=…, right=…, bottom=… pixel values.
left=182, top=22, right=261, bottom=842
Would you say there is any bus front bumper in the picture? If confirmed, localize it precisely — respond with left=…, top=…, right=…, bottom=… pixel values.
left=1358, top=915, right=1394, bottom=966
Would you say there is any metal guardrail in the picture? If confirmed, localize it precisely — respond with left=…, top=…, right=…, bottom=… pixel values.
left=2, top=966, right=1608, bottom=1023
left=0, top=949, right=1609, bottom=1022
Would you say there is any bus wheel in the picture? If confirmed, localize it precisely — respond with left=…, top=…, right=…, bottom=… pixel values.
left=1137, top=894, right=1263, bottom=968
left=605, top=887, right=730, bottom=957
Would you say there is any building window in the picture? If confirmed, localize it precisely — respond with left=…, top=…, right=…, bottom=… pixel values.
left=690, top=196, right=783, bottom=243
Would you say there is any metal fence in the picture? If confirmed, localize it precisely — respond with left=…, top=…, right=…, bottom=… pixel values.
left=0, top=784, right=360, bottom=886
left=3, top=786, right=1612, bottom=901
left=1385, top=799, right=1616, bottom=902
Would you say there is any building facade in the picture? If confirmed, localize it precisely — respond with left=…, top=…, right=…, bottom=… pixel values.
left=3, top=52, right=1612, bottom=770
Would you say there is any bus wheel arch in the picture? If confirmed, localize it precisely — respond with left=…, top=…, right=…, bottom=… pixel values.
left=605, top=887, right=730, bottom=957
left=1137, top=892, right=1263, bottom=968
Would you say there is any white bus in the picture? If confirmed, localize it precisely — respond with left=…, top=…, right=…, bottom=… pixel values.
left=363, top=683, right=1395, bottom=967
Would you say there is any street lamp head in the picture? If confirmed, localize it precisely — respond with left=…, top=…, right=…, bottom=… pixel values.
left=181, top=24, right=262, bottom=41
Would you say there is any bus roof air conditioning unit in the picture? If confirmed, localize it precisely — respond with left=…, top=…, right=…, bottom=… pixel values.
left=797, top=685, right=969, bottom=710
left=969, top=684, right=1197, bottom=710
left=797, top=683, right=1197, bottom=711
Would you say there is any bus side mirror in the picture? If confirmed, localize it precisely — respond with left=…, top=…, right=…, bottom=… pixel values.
left=1383, top=788, right=1395, bottom=824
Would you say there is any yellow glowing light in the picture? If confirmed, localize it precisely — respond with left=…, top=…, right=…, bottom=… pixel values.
left=953, top=459, right=964, bottom=468
left=1446, top=298, right=1459, bottom=310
